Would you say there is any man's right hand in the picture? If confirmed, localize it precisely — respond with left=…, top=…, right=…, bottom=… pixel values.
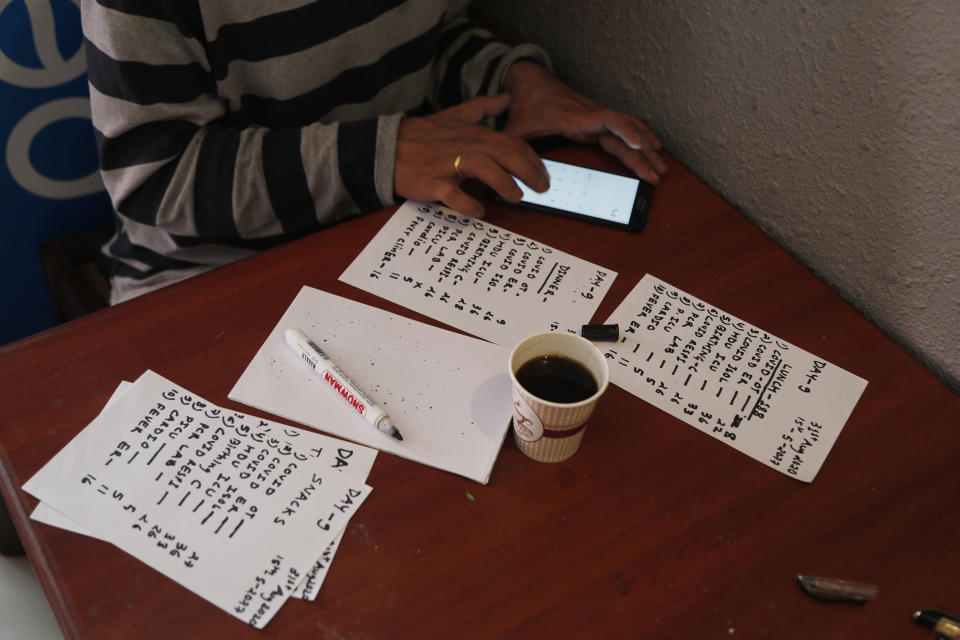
left=394, top=94, right=549, bottom=218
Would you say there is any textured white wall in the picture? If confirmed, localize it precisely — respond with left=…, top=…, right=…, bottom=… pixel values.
left=475, top=0, right=960, bottom=391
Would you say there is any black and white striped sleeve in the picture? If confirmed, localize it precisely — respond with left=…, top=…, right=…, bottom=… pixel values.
left=430, top=0, right=551, bottom=110
left=83, top=0, right=552, bottom=303
left=83, top=0, right=386, bottom=249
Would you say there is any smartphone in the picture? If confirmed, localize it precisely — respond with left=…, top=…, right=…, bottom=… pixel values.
left=509, top=158, right=654, bottom=232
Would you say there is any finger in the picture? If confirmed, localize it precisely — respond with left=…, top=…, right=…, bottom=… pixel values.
left=622, top=114, right=667, bottom=177
left=571, top=109, right=663, bottom=157
left=642, top=139, right=669, bottom=177
left=434, top=180, right=485, bottom=218
left=445, top=93, right=511, bottom=123
left=458, top=152, right=524, bottom=202
left=554, top=109, right=639, bottom=148
left=625, top=114, right=664, bottom=151
left=598, top=133, right=663, bottom=185
left=622, top=116, right=669, bottom=175
left=596, top=112, right=668, bottom=176
left=475, top=134, right=550, bottom=192
left=450, top=128, right=549, bottom=193
left=493, top=147, right=549, bottom=194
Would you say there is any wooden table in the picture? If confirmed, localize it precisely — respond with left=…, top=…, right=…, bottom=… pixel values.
left=1, top=146, right=957, bottom=639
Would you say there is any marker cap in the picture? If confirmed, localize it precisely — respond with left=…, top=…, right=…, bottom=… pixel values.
left=581, top=324, right=619, bottom=342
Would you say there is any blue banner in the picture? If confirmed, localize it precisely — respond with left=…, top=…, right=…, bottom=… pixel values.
left=1, top=0, right=112, bottom=344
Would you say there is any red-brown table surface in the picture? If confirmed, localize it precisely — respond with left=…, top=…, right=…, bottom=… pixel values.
left=1, top=147, right=957, bottom=639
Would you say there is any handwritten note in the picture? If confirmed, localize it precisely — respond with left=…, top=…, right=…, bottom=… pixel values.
left=30, top=383, right=376, bottom=603
left=603, top=275, right=868, bottom=482
left=23, top=371, right=375, bottom=628
left=229, top=287, right=514, bottom=484
left=339, top=200, right=616, bottom=347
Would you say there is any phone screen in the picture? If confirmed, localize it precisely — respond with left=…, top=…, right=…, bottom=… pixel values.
left=514, top=159, right=640, bottom=224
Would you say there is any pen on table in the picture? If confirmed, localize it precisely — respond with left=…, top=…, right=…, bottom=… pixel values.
left=284, top=328, right=403, bottom=441
left=796, top=574, right=878, bottom=603
left=913, top=609, right=960, bottom=640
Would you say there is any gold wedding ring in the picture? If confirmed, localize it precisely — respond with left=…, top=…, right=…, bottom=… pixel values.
left=454, top=153, right=464, bottom=177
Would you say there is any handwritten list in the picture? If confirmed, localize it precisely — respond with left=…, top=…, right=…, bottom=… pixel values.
left=340, top=201, right=616, bottom=347
left=604, top=275, right=867, bottom=482
left=23, top=371, right=376, bottom=628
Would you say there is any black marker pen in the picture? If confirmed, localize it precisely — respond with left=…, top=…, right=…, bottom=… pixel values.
left=913, top=609, right=960, bottom=640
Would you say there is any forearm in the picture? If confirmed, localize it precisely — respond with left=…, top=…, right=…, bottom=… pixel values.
left=95, top=108, right=399, bottom=241
left=431, top=3, right=550, bottom=108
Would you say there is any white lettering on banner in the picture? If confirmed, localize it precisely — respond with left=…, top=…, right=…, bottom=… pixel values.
left=5, top=97, right=104, bottom=198
left=1, top=0, right=104, bottom=198
left=0, top=0, right=85, bottom=88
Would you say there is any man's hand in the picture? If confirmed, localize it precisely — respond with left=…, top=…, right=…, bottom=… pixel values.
left=502, top=61, right=668, bottom=185
left=395, top=94, right=549, bottom=217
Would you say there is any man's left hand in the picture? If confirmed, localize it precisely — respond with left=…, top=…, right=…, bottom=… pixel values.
left=502, top=61, right=668, bottom=184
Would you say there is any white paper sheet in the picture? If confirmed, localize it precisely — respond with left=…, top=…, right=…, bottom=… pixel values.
left=604, top=275, right=868, bottom=482
left=229, top=287, right=514, bottom=484
left=23, top=370, right=374, bottom=627
left=29, top=382, right=376, bottom=602
left=339, top=201, right=616, bottom=347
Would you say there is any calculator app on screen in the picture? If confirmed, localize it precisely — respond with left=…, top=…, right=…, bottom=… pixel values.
left=514, top=159, right=640, bottom=224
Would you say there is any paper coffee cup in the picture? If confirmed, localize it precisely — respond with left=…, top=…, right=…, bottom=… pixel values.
left=508, top=332, right=610, bottom=462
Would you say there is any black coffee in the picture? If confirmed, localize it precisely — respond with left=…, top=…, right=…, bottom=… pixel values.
left=516, top=354, right=598, bottom=403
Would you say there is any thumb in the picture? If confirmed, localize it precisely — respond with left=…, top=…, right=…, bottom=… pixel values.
left=447, top=93, right=511, bottom=123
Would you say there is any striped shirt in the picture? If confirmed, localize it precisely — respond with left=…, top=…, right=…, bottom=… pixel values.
left=83, top=0, right=549, bottom=303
